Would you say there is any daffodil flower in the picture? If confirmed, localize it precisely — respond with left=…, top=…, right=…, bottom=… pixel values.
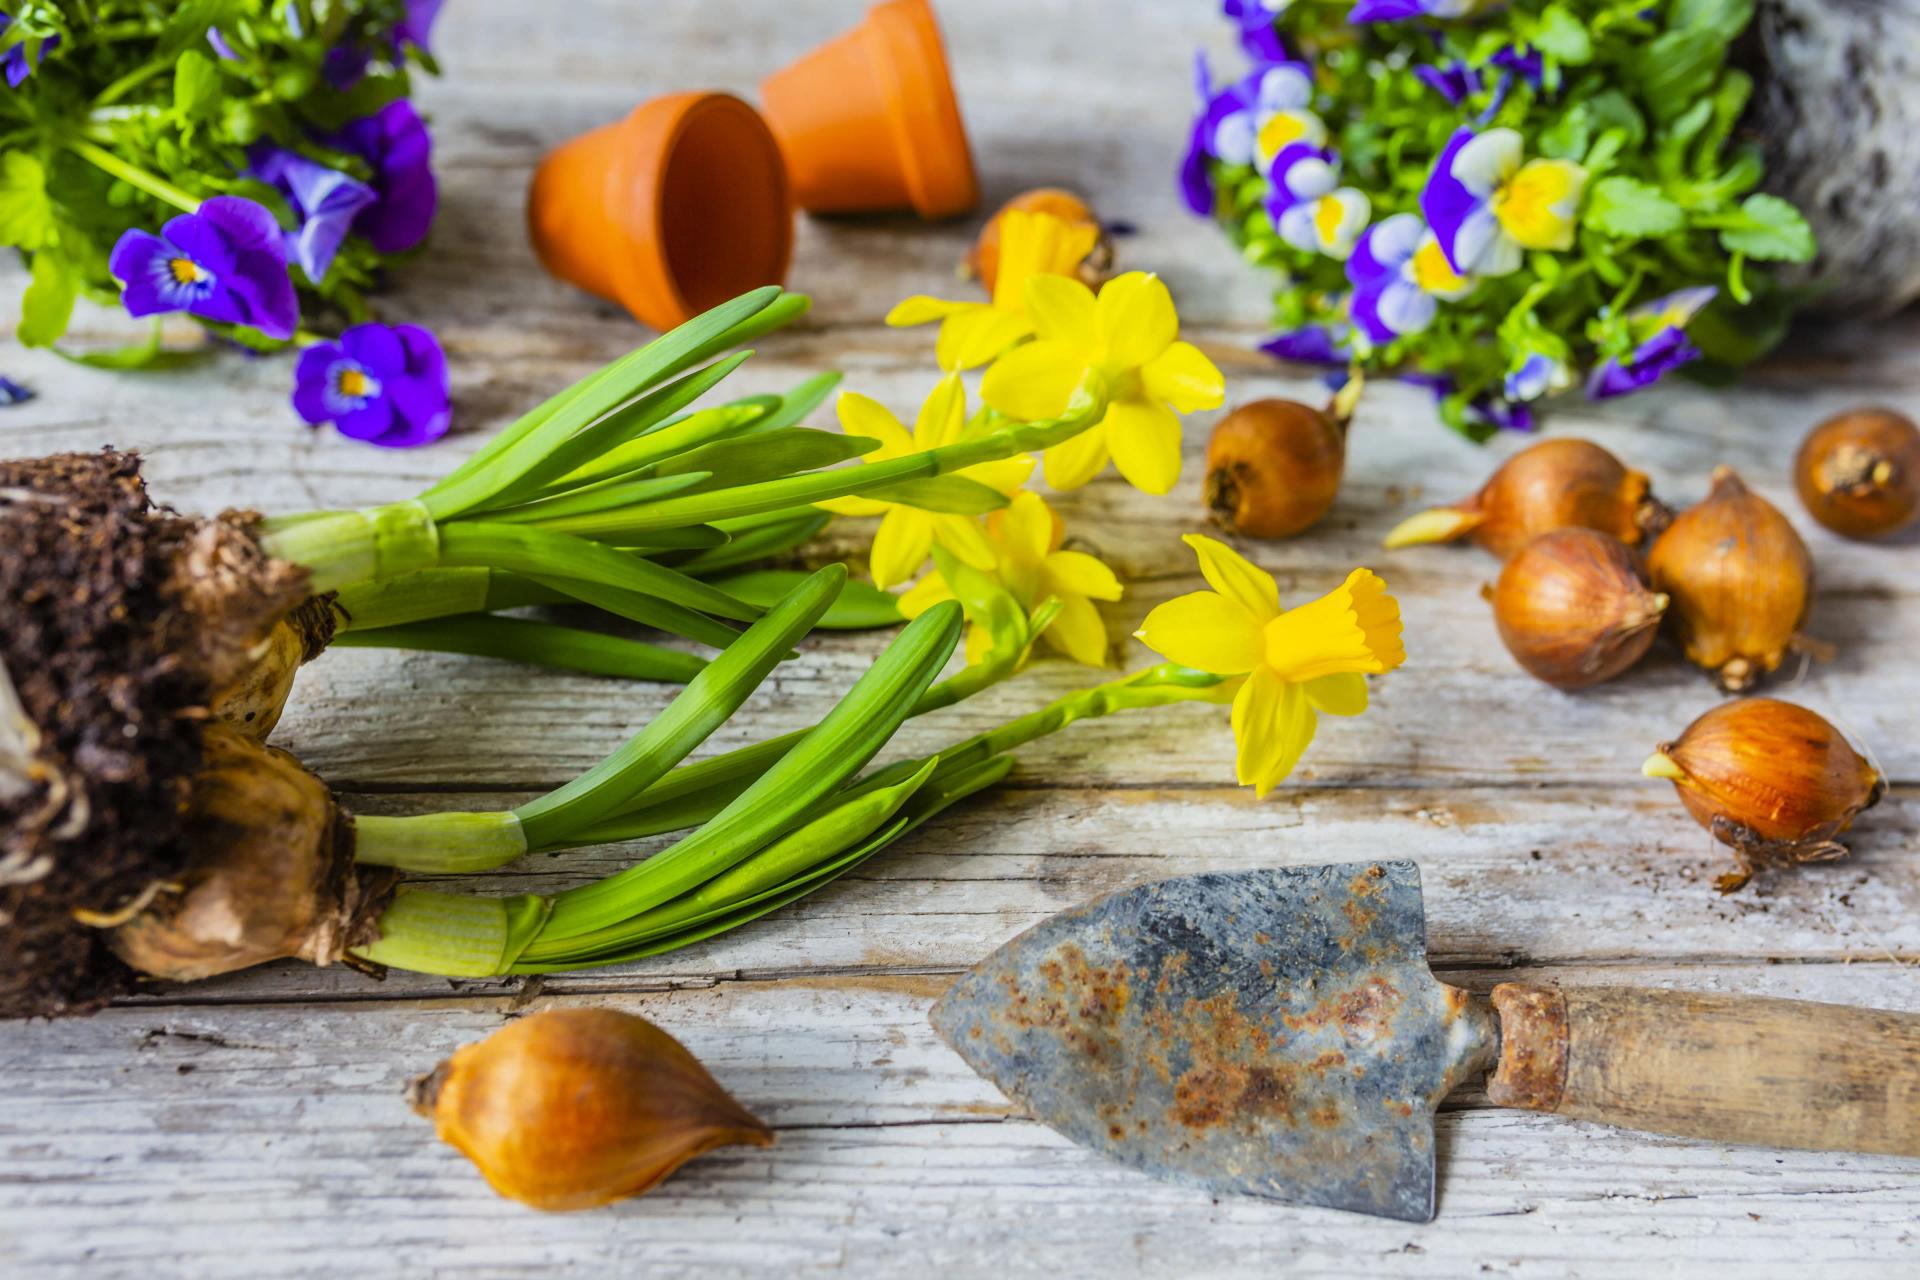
left=1421, top=126, right=1589, bottom=278
left=980, top=271, right=1224, bottom=495
left=1135, top=535, right=1405, bottom=796
left=886, top=210, right=1100, bottom=370
left=819, top=376, right=1033, bottom=589
left=899, top=491, right=1123, bottom=669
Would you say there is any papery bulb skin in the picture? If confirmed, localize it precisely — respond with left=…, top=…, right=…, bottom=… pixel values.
left=209, top=596, right=338, bottom=740
left=1384, top=438, right=1667, bottom=560
left=1490, top=529, right=1668, bottom=688
left=1648, top=468, right=1814, bottom=692
left=1204, top=399, right=1346, bottom=539
left=412, top=1007, right=774, bottom=1212
left=1794, top=407, right=1920, bottom=541
left=968, top=188, right=1111, bottom=290
left=1643, top=697, right=1884, bottom=892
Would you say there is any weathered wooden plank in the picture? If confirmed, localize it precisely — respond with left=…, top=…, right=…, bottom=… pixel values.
left=6, top=965, right=1918, bottom=1278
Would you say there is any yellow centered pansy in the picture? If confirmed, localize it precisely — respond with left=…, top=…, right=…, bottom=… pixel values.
left=1410, top=236, right=1466, bottom=294
left=1135, top=535, right=1405, bottom=797
left=818, top=375, right=1034, bottom=589
left=899, top=491, right=1124, bottom=669
left=885, top=210, right=1100, bottom=371
left=1491, top=158, right=1586, bottom=251
left=979, top=271, right=1225, bottom=495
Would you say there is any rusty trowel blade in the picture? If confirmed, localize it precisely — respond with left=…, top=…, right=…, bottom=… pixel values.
left=930, top=861, right=1497, bottom=1222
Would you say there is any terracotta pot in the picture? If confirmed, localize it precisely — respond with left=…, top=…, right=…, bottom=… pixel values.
left=760, top=0, right=978, bottom=219
left=526, top=92, right=793, bottom=330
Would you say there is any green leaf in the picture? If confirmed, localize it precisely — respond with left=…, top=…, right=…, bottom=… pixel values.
left=713, top=569, right=904, bottom=630
left=18, top=250, right=76, bottom=348
left=1632, top=31, right=1723, bottom=124
left=863, top=474, right=1010, bottom=515
left=1533, top=5, right=1592, bottom=64
left=173, top=50, right=222, bottom=121
left=0, top=152, right=58, bottom=250
left=1585, top=176, right=1685, bottom=238
left=1718, top=194, right=1816, bottom=263
left=659, top=428, right=882, bottom=491
left=1671, top=0, right=1755, bottom=41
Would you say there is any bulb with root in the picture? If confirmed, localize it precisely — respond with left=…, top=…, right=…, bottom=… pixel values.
left=1793, top=407, right=1920, bottom=541
left=1647, top=467, right=1815, bottom=692
left=1383, top=437, right=1670, bottom=560
left=1487, top=528, right=1668, bottom=689
left=1643, top=697, right=1884, bottom=893
left=410, top=1007, right=774, bottom=1211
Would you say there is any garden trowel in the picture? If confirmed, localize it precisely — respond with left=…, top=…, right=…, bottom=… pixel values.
left=930, top=860, right=1920, bottom=1222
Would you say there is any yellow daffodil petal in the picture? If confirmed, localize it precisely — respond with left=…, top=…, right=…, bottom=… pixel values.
left=1303, top=671, right=1368, bottom=717
left=914, top=373, right=968, bottom=450
left=1182, top=533, right=1280, bottom=622
left=886, top=295, right=970, bottom=327
left=836, top=391, right=915, bottom=458
left=981, top=339, right=1090, bottom=423
left=1044, top=549, right=1123, bottom=602
left=933, top=513, right=997, bottom=572
left=1023, top=273, right=1100, bottom=348
left=870, top=506, right=935, bottom=590
left=896, top=570, right=955, bottom=619
left=1262, top=567, right=1405, bottom=683
left=817, top=494, right=890, bottom=517
left=993, top=210, right=1099, bottom=311
left=1042, top=591, right=1111, bottom=668
left=995, top=490, right=1057, bottom=560
left=1134, top=590, right=1264, bottom=675
left=961, top=451, right=1035, bottom=498
left=1041, top=422, right=1110, bottom=491
left=1141, top=340, right=1226, bottom=414
left=1103, top=396, right=1183, bottom=495
left=1095, top=272, right=1178, bottom=369
left=1231, top=668, right=1317, bottom=798
left=935, top=305, right=1035, bottom=371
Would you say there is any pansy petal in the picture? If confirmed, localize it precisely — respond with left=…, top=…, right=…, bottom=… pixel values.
left=935, top=305, right=1034, bottom=371
left=869, top=507, right=935, bottom=590
left=1304, top=671, right=1368, bottom=717
left=1104, top=397, right=1183, bottom=496
left=1182, top=533, right=1280, bottom=621
left=1450, top=127, right=1523, bottom=196
left=1045, top=549, right=1123, bottom=602
left=887, top=295, right=971, bottom=327
left=1096, top=272, right=1178, bottom=369
left=1042, top=424, right=1111, bottom=491
left=1134, top=590, right=1263, bottom=675
left=1024, top=273, right=1100, bottom=348
left=1141, top=340, right=1226, bottom=414
left=1042, top=592, right=1111, bottom=668
left=981, top=340, right=1090, bottom=422
left=1231, top=669, right=1317, bottom=798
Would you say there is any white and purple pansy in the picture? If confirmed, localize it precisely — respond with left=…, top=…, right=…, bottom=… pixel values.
left=1278, top=185, right=1371, bottom=260
left=1249, top=62, right=1327, bottom=174
left=1586, top=286, right=1717, bottom=399
left=1262, top=142, right=1339, bottom=221
left=1504, top=350, right=1573, bottom=401
left=1222, top=0, right=1292, bottom=63
left=1345, top=212, right=1472, bottom=345
left=1421, top=126, right=1588, bottom=278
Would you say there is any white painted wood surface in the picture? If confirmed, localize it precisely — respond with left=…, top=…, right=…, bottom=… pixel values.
left=3, top=2, right=1918, bottom=1275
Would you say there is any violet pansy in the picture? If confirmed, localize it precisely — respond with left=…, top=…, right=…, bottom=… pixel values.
left=293, top=323, right=451, bottom=447
left=108, top=196, right=298, bottom=340
left=1421, top=126, right=1588, bottom=278
left=248, top=146, right=378, bottom=282
left=334, top=100, right=438, bottom=254
left=1586, top=286, right=1716, bottom=399
left=1346, top=213, right=1471, bottom=345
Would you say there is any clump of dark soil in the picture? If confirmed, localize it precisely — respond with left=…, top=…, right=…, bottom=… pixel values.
left=1, top=451, right=307, bottom=1018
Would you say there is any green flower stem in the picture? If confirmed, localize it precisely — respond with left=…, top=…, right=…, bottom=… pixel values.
left=354, top=887, right=551, bottom=977
left=330, top=616, right=709, bottom=684
left=354, top=811, right=529, bottom=876
left=66, top=138, right=199, bottom=213
left=257, top=502, right=441, bottom=594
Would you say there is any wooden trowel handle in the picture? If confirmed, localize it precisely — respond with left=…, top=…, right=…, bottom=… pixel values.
left=1484, top=982, right=1920, bottom=1155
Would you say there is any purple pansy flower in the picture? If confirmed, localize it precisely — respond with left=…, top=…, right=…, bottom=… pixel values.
left=294, top=323, right=450, bottom=447
left=1, top=17, right=56, bottom=87
left=1404, top=371, right=1537, bottom=433
left=1346, top=213, right=1472, bottom=345
left=1421, top=126, right=1588, bottom=277
left=0, top=375, right=34, bottom=406
left=1586, top=287, right=1716, bottom=399
left=206, top=27, right=240, bottom=61
left=333, top=100, right=437, bottom=253
left=1222, top=0, right=1290, bottom=64
left=395, top=0, right=444, bottom=53
left=1505, top=351, right=1570, bottom=401
left=1490, top=45, right=1545, bottom=85
left=1261, top=322, right=1352, bottom=366
left=108, top=197, right=298, bottom=340
left=1179, top=57, right=1320, bottom=215
left=1415, top=61, right=1478, bottom=104
left=1262, top=142, right=1339, bottom=221
left=1349, top=0, right=1495, bottom=21
left=248, top=146, right=378, bottom=282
